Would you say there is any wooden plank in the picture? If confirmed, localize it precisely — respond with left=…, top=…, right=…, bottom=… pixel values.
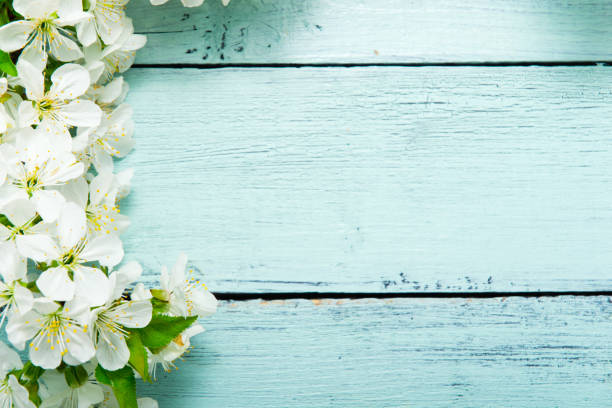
left=129, top=0, right=612, bottom=65
left=119, top=66, right=612, bottom=293
left=138, top=296, right=612, bottom=407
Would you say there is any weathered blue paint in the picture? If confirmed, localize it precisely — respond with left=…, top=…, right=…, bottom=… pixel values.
left=121, top=66, right=612, bottom=293
left=138, top=297, right=612, bottom=407
left=116, top=1, right=612, bottom=405
left=129, top=0, right=612, bottom=64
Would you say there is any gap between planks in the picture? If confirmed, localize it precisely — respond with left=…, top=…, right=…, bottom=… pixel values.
left=213, top=291, right=612, bottom=301
left=133, top=61, right=612, bottom=69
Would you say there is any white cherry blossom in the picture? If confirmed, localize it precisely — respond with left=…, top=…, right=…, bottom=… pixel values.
left=6, top=297, right=95, bottom=369
left=0, top=127, right=83, bottom=222
left=0, top=0, right=87, bottom=70
left=84, top=21, right=146, bottom=83
left=148, top=324, right=203, bottom=379
left=73, top=103, right=134, bottom=171
left=57, top=173, right=130, bottom=237
left=92, top=262, right=152, bottom=370
left=78, top=0, right=130, bottom=46
left=16, top=202, right=122, bottom=305
left=16, top=60, right=102, bottom=144
left=161, top=253, right=217, bottom=318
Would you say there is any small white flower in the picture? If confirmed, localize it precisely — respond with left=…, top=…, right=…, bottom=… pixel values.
left=91, top=262, right=152, bottom=370
left=57, top=173, right=130, bottom=237
left=84, top=21, right=146, bottom=84
left=73, top=103, right=134, bottom=171
left=0, top=0, right=87, bottom=70
left=0, top=127, right=84, bottom=222
left=16, top=60, right=102, bottom=144
left=6, top=298, right=95, bottom=369
left=161, top=254, right=217, bottom=318
left=148, top=324, right=203, bottom=379
left=16, top=202, right=122, bottom=305
left=77, top=0, right=130, bottom=46
left=86, top=76, right=129, bottom=113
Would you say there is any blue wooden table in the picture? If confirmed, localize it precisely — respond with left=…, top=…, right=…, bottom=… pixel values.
left=122, top=0, right=612, bottom=405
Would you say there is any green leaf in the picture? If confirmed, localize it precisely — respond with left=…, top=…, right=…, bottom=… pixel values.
left=64, top=365, right=88, bottom=388
left=18, top=362, right=44, bottom=406
left=126, top=331, right=150, bottom=382
left=20, top=362, right=44, bottom=382
left=0, top=5, right=9, bottom=25
left=94, top=365, right=111, bottom=385
left=0, top=50, right=17, bottom=76
left=133, top=314, right=197, bottom=353
left=95, top=366, right=137, bottom=408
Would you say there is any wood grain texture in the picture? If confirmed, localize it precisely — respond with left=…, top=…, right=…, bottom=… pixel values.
left=138, top=296, right=612, bottom=407
left=119, top=66, right=612, bottom=293
left=129, top=0, right=612, bottom=65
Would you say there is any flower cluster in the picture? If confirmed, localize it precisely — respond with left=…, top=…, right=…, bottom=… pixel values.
left=0, top=0, right=222, bottom=407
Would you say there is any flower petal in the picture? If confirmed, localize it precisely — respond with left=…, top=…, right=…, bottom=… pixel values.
left=16, top=59, right=44, bottom=100
left=19, top=37, right=47, bottom=71
left=13, top=284, right=34, bottom=315
left=115, top=300, right=152, bottom=328
left=17, top=100, right=38, bottom=127
left=30, top=336, right=62, bottom=369
left=13, top=0, right=59, bottom=18
left=59, top=99, right=102, bottom=128
left=31, top=189, right=67, bottom=223
left=6, top=310, right=40, bottom=350
left=77, top=383, right=104, bottom=408
left=0, top=20, right=36, bottom=52
left=57, top=176, right=89, bottom=209
left=190, top=289, right=217, bottom=317
left=169, top=253, right=187, bottom=290
left=0, top=342, right=23, bottom=373
left=2, top=198, right=37, bottom=226
left=58, top=201, right=86, bottom=250
left=89, top=171, right=115, bottom=206
left=50, top=63, right=90, bottom=100
left=65, top=324, right=95, bottom=364
left=181, top=0, right=204, bottom=7
left=80, top=234, right=123, bottom=267
left=0, top=241, right=26, bottom=283
left=96, top=330, right=129, bottom=371
left=73, top=265, right=110, bottom=307
left=137, top=398, right=159, bottom=408
left=110, top=261, right=142, bottom=299
left=48, top=29, right=83, bottom=62
left=36, top=266, right=75, bottom=302
left=77, top=18, right=98, bottom=47
left=15, top=234, right=61, bottom=262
